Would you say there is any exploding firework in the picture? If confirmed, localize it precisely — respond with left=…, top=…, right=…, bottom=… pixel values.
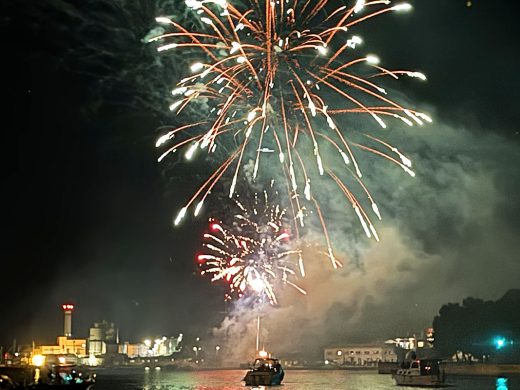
left=153, top=0, right=430, bottom=265
left=197, top=187, right=306, bottom=304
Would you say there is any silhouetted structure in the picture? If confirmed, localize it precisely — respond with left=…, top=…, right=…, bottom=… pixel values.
left=433, top=289, right=520, bottom=363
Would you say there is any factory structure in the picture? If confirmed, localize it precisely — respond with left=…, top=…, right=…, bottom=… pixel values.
left=28, top=303, right=183, bottom=366
left=33, top=304, right=87, bottom=357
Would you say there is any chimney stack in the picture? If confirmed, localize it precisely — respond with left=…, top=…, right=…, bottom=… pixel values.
left=62, top=304, right=74, bottom=337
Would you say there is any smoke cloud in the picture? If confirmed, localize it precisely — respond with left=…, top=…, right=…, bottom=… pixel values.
left=212, top=116, right=520, bottom=362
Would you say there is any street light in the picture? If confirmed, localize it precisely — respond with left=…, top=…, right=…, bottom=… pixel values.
left=215, top=345, right=221, bottom=366
left=32, top=355, right=45, bottom=367
left=494, top=337, right=508, bottom=350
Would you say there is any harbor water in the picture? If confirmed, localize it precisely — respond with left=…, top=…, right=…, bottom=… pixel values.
left=92, top=368, right=518, bottom=389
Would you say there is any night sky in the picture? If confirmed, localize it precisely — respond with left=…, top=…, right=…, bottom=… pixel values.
left=2, top=0, right=519, bottom=357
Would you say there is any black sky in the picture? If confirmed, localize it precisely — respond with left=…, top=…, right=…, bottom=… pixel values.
left=1, top=0, right=519, bottom=351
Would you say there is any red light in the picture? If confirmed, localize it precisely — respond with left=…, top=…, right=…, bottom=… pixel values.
left=210, top=223, right=219, bottom=231
left=62, top=304, right=74, bottom=311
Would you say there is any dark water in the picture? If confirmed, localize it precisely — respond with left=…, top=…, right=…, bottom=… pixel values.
left=92, top=368, right=519, bottom=390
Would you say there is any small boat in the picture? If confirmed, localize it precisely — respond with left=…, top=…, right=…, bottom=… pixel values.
left=393, top=359, right=446, bottom=387
left=243, top=357, right=284, bottom=386
left=0, top=367, right=95, bottom=389
left=27, top=382, right=94, bottom=389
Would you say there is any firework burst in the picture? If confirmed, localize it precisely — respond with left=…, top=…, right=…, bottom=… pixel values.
left=197, top=188, right=306, bottom=304
left=153, top=0, right=430, bottom=264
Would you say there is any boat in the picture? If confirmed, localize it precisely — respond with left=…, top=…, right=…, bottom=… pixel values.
left=0, top=366, right=95, bottom=389
left=36, top=367, right=95, bottom=389
left=243, top=357, right=284, bottom=386
left=393, top=359, right=446, bottom=387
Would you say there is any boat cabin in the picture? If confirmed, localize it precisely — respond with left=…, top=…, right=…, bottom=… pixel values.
left=400, top=359, right=442, bottom=375
left=394, top=359, right=446, bottom=387
left=251, top=358, right=282, bottom=371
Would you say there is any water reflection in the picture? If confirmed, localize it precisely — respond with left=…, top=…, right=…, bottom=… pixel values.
left=94, top=369, right=520, bottom=390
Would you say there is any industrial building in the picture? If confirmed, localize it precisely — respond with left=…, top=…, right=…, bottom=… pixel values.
left=87, top=320, right=119, bottom=355
left=119, top=335, right=183, bottom=358
left=33, top=304, right=87, bottom=357
left=324, top=344, right=397, bottom=366
left=34, top=336, right=87, bottom=357
left=29, top=303, right=186, bottom=367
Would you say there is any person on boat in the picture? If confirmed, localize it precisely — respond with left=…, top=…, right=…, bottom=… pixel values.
left=48, top=365, right=59, bottom=384
left=273, top=361, right=284, bottom=381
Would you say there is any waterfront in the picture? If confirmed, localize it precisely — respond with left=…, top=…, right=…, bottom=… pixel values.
left=92, top=369, right=519, bottom=389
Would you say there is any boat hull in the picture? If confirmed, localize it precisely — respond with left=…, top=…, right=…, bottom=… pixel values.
left=243, top=370, right=283, bottom=386
left=393, top=373, right=446, bottom=387
left=0, top=379, right=94, bottom=389
left=30, top=384, right=94, bottom=389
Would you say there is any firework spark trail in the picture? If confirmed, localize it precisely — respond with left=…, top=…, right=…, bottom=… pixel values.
left=198, top=187, right=306, bottom=304
left=153, top=0, right=430, bottom=263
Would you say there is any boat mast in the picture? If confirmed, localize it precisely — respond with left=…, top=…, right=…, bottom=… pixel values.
left=255, top=315, right=260, bottom=353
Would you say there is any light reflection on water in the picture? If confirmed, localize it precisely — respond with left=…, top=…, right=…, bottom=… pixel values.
left=92, top=368, right=518, bottom=390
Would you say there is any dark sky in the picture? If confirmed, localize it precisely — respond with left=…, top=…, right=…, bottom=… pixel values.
left=1, top=0, right=519, bottom=356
